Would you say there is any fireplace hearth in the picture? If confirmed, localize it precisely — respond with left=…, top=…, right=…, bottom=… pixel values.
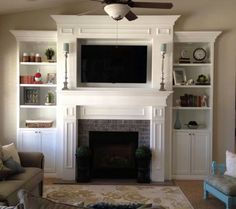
left=89, top=131, right=138, bottom=178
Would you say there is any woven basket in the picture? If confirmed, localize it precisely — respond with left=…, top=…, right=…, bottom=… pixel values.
left=26, top=120, right=53, bottom=128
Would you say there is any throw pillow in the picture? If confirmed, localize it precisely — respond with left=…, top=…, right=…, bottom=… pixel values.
left=3, top=157, right=25, bottom=174
left=0, top=165, right=15, bottom=180
left=224, top=150, right=236, bottom=178
left=2, top=143, right=21, bottom=164
left=18, top=189, right=86, bottom=209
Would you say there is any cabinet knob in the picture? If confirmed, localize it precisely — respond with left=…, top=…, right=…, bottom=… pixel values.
left=35, top=131, right=38, bottom=134
left=189, top=133, right=191, bottom=136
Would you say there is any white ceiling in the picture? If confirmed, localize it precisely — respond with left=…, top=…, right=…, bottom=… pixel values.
left=0, top=0, right=176, bottom=16
left=0, top=0, right=81, bottom=15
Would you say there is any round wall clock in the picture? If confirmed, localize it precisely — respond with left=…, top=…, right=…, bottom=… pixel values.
left=193, top=48, right=207, bottom=62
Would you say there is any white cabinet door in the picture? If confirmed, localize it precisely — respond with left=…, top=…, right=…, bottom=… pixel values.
left=19, top=130, right=41, bottom=152
left=172, top=131, right=191, bottom=175
left=41, top=130, right=56, bottom=173
left=191, top=131, right=210, bottom=175
left=19, top=129, right=56, bottom=173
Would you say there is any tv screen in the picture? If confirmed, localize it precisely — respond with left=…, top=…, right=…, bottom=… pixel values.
left=80, top=45, right=147, bottom=83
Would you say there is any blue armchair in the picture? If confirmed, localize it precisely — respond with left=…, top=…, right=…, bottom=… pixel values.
left=204, top=161, right=236, bottom=209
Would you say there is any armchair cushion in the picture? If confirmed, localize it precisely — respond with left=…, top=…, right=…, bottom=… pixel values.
left=205, top=174, right=236, bottom=195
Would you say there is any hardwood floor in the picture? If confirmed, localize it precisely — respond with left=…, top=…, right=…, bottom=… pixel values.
left=44, top=178, right=227, bottom=209
left=175, top=180, right=226, bottom=209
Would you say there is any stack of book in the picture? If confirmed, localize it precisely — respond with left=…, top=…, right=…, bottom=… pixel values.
left=179, top=57, right=191, bottom=63
left=180, top=94, right=207, bottom=107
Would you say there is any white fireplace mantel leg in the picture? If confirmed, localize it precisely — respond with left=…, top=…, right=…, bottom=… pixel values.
left=150, top=107, right=165, bottom=182
left=62, top=105, right=77, bottom=180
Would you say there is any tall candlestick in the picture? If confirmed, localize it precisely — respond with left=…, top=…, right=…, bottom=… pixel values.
left=63, top=43, right=69, bottom=53
left=159, top=43, right=167, bottom=91
left=160, top=43, right=167, bottom=54
left=62, top=43, right=69, bottom=90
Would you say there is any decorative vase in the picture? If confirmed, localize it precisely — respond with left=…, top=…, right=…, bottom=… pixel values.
left=174, top=110, right=181, bottom=129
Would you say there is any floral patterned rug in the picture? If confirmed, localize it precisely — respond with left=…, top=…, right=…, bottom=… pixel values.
left=44, top=185, right=193, bottom=209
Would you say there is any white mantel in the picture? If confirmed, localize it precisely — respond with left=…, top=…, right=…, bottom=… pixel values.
left=53, top=15, right=179, bottom=181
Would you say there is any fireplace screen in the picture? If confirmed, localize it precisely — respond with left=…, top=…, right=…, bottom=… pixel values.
left=89, top=131, right=138, bottom=178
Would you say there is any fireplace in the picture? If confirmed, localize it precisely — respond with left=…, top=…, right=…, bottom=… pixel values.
left=53, top=15, right=176, bottom=181
left=89, top=131, right=138, bottom=178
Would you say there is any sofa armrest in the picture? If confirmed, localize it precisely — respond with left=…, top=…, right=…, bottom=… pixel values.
left=18, top=152, right=44, bottom=169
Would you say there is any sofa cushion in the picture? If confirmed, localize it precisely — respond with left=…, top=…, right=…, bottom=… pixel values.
left=8, top=168, right=41, bottom=181
left=0, top=168, right=43, bottom=205
left=205, top=174, right=236, bottom=195
left=8, top=167, right=43, bottom=194
left=0, top=180, right=25, bottom=201
left=0, top=166, right=15, bottom=181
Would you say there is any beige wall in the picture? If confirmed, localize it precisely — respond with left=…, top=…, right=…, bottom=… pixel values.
left=0, top=0, right=235, bottom=162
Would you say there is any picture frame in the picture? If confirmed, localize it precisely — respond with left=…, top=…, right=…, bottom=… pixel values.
left=46, top=73, right=56, bottom=84
left=173, top=68, right=187, bottom=85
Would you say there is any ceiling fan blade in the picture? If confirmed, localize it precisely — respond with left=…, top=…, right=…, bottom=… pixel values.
left=129, top=2, right=173, bottom=9
left=125, top=10, right=138, bottom=21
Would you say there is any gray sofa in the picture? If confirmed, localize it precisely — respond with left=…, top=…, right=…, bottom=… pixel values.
left=0, top=152, right=44, bottom=206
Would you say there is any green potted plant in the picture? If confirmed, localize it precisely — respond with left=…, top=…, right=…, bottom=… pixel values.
left=75, top=146, right=91, bottom=182
left=135, top=146, right=152, bottom=183
left=45, top=48, right=55, bottom=61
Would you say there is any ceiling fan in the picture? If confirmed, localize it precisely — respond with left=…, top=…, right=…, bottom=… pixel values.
left=90, top=0, right=173, bottom=21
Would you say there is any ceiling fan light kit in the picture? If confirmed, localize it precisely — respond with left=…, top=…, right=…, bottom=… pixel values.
left=104, top=3, right=130, bottom=21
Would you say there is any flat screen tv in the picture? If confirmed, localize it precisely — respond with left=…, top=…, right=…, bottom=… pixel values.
left=80, top=45, right=147, bottom=83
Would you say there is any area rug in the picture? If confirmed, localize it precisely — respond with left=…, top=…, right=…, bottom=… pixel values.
left=44, top=185, right=193, bottom=209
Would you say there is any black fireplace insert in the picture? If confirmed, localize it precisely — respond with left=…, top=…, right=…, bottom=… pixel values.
left=89, top=131, right=138, bottom=178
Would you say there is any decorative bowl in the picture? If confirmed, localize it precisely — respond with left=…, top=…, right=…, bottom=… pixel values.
left=187, top=124, right=199, bottom=129
left=187, top=121, right=199, bottom=129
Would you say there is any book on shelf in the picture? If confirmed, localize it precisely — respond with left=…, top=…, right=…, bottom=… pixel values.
left=180, top=94, right=207, bottom=107
left=179, top=57, right=191, bottom=63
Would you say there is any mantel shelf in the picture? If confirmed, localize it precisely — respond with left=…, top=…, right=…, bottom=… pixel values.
left=59, top=88, right=173, bottom=97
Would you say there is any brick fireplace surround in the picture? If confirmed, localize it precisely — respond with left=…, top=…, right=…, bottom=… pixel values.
left=53, top=15, right=179, bottom=182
